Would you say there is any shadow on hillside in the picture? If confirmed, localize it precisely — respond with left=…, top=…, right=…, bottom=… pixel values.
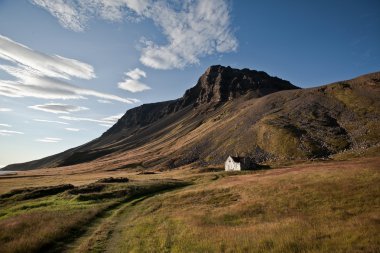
left=198, top=164, right=271, bottom=173
left=245, top=164, right=271, bottom=171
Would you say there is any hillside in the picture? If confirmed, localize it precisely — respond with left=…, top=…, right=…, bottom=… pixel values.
left=4, top=66, right=380, bottom=171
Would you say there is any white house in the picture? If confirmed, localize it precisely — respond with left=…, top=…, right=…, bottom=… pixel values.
left=225, top=156, right=257, bottom=171
left=225, top=156, right=241, bottom=171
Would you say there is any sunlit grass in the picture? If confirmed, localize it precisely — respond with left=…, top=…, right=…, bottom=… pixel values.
left=0, top=159, right=378, bottom=252
left=110, top=164, right=380, bottom=253
left=0, top=178, right=189, bottom=253
left=0, top=207, right=105, bottom=253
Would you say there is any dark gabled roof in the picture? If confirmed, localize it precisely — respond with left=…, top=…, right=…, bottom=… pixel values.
left=229, top=156, right=257, bottom=165
left=230, top=156, right=242, bottom=163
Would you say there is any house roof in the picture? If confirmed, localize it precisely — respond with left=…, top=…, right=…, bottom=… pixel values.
left=230, top=156, right=242, bottom=163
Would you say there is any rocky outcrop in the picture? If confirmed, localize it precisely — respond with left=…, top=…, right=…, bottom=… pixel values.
left=179, top=65, right=298, bottom=107
left=104, top=65, right=299, bottom=136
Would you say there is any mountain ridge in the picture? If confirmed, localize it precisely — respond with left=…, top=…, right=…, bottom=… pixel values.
left=103, top=65, right=298, bottom=137
left=3, top=66, right=380, bottom=171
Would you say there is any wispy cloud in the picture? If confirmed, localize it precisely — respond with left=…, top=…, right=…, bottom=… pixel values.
left=0, top=107, right=12, bottom=112
left=0, top=34, right=94, bottom=79
left=0, top=129, right=24, bottom=136
left=138, top=0, right=238, bottom=69
left=0, top=64, right=136, bottom=103
left=36, top=137, right=62, bottom=143
left=118, top=68, right=151, bottom=93
left=99, top=124, right=113, bottom=127
left=102, top=113, right=124, bottom=123
left=0, top=35, right=138, bottom=104
left=30, top=0, right=237, bottom=70
left=65, top=127, right=80, bottom=132
left=32, top=0, right=150, bottom=31
left=0, top=123, right=24, bottom=136
left=34, top=119, right=69, bottom=125
left=59, top=115, right=107, bottom=124
left=59, top=113, right=123, bottom=126
left=97, top=99, right=112, bottom=104
left=29, top=103, right=88, bottom=114
left=31, top=0, right=86, bottom=32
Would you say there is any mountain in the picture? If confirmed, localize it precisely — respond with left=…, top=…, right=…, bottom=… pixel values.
left=4, top=66, right=380, bottom=171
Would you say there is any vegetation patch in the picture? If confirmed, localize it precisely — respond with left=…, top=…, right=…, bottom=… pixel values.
left=0, top=178, right=191, bottom=253
left=0, top=184, right=74, bottom=201
left=1, top=159, right=379, bottom=253
left=137, top=171, right=157, bottom=175
left=109, top=160, right=380, bottom=253
left=0, top=205, right=106, bottom=253
left=173, top=188, right=240, bottom=208
left=67, top=184, right=106, bottom=195
left=95, top=177, right=130, bottom=183
left=77, top=179, right=189, bottom=201
left=198, top=166, right=224, bottom=173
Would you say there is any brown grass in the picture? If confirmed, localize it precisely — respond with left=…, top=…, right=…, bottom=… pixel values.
left=106, top=157, right=380, bottom=253
left=0, top=208, right=104, bottom=253
left=0, top=157, right=379, bottom=252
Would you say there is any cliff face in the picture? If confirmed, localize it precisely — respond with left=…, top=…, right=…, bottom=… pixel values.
left=181, top=65, right=297, bottom=106
left=104, top=65, right=299, bottom=135
left=4, top=66, right=380, bottom=171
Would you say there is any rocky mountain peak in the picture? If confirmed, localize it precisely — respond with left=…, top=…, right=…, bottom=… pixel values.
left=180, top=65, right=299, bottom=107
left=105, top=66, right=299, bottom=135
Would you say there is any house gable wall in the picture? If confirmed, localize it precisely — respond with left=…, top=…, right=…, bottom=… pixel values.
left=225, top=156, right=241, bottom=171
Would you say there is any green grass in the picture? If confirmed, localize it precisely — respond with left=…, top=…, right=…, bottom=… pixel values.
left=0, top=178, right=189, bottom=253
left=332, top=145, right=380, bottom=160
left=107, top=163, right=380, bottom=253
left=327, top=83, right=380, bottom=146
left=0, top=205, right=106, bottom=253
left=0, top=160, right=379, bottom=253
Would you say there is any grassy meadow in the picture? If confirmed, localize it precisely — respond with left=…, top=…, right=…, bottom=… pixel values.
left=0, top=157, right=379, bottom=252
left=0, top=178, right=188, bottom=253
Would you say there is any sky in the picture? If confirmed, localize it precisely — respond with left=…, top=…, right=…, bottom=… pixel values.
left=0, top=0, right=379, bottom=168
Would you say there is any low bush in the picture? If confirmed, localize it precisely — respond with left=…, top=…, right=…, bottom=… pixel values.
left=68, top=184, right=105, bottom=195
left=0, top=184, right=74, bottom=200
left=96, top=177, right=129, bottom=183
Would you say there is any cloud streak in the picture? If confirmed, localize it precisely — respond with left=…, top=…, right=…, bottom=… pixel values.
left=65, top=127, right=80, bottom=132
left=0, top=108, right=12, bottom=112
left=0, top=35, right=138, bottom=104
left=30, top=0, right=237, bottom=70
left=59, top=113, right=123, bottom=126
left=0, top=35, right=94, bottom=80
left=34, top=119, right=69, bottom=125
left=0, top=129, right=24, bottom=136
left=29, top=103, right=88, bottom=114
left=0, top=124, right=24, bottom=136
left=97, top=99, right=112, bottom=104
left=36, top=137, right=62, bottom=143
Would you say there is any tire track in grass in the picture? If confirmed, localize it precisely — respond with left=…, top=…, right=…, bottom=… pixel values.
left=65, top=197, right=149, bottom=253
left=60, top=183, right=191, bottom=253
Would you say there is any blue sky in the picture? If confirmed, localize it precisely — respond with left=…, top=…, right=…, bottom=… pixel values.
left=0, top=0, right=379, bottom=167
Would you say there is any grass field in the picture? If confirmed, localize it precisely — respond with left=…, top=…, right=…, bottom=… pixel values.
left=0, top=157, right=379, bottom=252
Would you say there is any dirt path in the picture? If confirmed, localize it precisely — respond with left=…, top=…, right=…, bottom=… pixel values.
left=59, top=185, right=194, bottom=253
left=64, top=197, right=148, bottom=253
